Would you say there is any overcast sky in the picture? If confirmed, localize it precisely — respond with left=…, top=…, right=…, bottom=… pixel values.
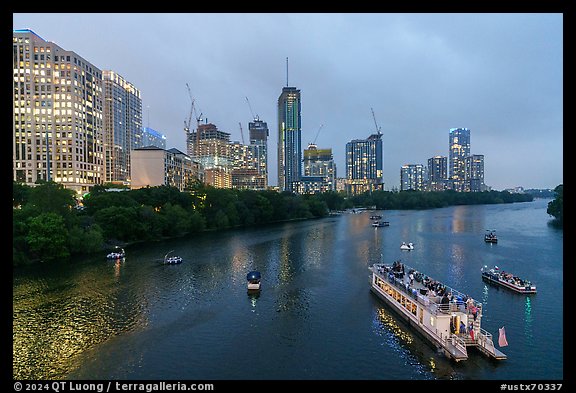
left=13, top=13, right=563, bottom=190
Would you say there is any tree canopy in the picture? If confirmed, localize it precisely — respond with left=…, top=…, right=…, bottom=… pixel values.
left=12, top=181, right=536, bottom=266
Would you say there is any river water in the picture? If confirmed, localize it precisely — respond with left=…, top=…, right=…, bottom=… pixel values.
left=13, top=198, right=563, bottom=381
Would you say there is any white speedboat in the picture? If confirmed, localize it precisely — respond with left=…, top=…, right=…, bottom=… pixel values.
left=400, top=242, right=414, bottom=250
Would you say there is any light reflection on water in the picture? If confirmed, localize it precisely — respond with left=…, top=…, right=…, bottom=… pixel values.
left=13, top=199, right=562, bottom=380
left=13, top=262, right=148, bottom=379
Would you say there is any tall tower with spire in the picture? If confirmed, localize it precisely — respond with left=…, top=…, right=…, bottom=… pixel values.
left=277, top=58, right=302, bottom=192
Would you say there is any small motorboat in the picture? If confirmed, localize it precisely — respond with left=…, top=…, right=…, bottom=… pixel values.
left=484, top=230, right=498, bottom=243
left=400, top=242, right=414, bottom=250
left=106, top=247, right=125, bottom=260
left=372, top=221, right=390, bottom=227
left=164, top=256, right=183, bottom=264
left=163, top=250, right=183, bottom=265
left=247, top=270, right=261, bottom=291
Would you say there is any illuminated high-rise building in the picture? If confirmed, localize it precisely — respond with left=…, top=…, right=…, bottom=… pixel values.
left=193, top=123, right=232, bottom=188
left=448, top=127, right=471, bottom=192
left=345, top=133, right=383, bottom=195
left=102, top=70, right=142, bottom=185
left=277, top=86, right=301, bottom=192
left=300, top=143, right=336, bottom=193
left=249, top=119, right=269, bottom=188
left=400, top=164, right=425, bottom=191
left=466, top=154, right=485, bottom=192
left=427, top=155, right=448, bottom=191
left=12, top=29, right=104, bottom=195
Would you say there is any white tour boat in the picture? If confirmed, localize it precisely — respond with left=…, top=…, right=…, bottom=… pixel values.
left=369, top=260, right=507, bottom=362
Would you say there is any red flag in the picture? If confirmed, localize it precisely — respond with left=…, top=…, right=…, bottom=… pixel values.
left=498, top=326, right=508, bottom=347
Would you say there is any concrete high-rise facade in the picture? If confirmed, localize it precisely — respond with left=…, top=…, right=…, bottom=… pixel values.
left=131, top=146, right=201, bottom=192
left=102, top=70, right=142, bottom=185
left=12, top=29, right=104, bottom=195
left=277, top=87, right=301, bottom=192
left=345, top=133, right=383, bottom=195
left=449, top=128, right=471, bottom=192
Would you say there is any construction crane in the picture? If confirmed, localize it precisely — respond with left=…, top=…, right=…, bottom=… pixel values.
left=311, top=124, right=324, bottom=145
left=194, top=106, right=203, bottom=126
left=371, top=107, right=382, bottom=135
left=245, top=97, right=259, bottom=121
left=184, top=83, right=194, bottom=135
left=239, top=122, right=245, bottom=145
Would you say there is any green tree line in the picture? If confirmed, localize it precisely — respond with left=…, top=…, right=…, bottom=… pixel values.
left=348, top=189, right=533, bottom=210
left=546, top=184, right=563, bottom=227
left=12, top=181, right=333, bottom=265
left=12, top=181, right=535, bottom=265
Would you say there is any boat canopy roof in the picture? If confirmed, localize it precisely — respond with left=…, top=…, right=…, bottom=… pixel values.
left=247, top=271, right=261, bottom=280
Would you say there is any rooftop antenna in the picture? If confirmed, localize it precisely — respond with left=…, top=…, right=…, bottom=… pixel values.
left=286, top=57, right=289, bottom=87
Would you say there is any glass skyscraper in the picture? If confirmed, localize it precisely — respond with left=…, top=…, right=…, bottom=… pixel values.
left=141, top=126, right=167, bottom=149
left=103, top=70, right=142, bottom=185
left=277, top=87, right=301, bottom=192
left=427, top=155, right=448, bottom=191
left=249, top=119, right=269, bottom=188
left=449, top=127, right=471, bottom=192
left=400, top=164, right=425, bottom=191
left=466, top=154, right=485, bottom=192
left=345, top=133, right=383, bottom=195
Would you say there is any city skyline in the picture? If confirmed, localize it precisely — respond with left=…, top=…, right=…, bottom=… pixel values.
left=12, top=13, right=563, bottom=190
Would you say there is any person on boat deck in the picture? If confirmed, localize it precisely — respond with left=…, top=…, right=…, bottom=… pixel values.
left=409, top=273, right=414, bottom=285
left=460, top=321, right=467, bottom=335
left=441, top=293, right=449, bottom=311
left=470, top=305, right=478, bottom=321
